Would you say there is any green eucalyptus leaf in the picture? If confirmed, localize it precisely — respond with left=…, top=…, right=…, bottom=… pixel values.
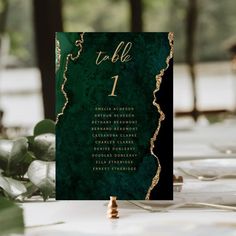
left=0, top=197, right=24, bottom=234
left=33, top=133, right=55, bottom=161
left=26, top=135, right=34, bottom=151
left=27, top=160, right=55, bottom=201
left=34, top=119, right=55, bottom=136
left=0, top=137, right=28, bottom=176
left=11, top=138, right=28, bottom=161
left=14, top=151, right=36, bottom=176
left=0, top=170, right=27, bottom=198
left=0, top=140, right=13, bottom=162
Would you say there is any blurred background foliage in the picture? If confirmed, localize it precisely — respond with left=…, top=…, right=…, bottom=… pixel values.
left=1, top=0, right=236, bottom=67
left=0, top=0, right=235, bottom=127
left=0, top=0, right=35, bottom=66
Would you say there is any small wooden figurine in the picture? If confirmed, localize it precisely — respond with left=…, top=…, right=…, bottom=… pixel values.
left=107, top=196, right=119, bottom=219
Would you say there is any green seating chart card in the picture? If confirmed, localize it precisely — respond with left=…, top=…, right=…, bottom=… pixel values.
left=56, top=32, right=173, bottom=200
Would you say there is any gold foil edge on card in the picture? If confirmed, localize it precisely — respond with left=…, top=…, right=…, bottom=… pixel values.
left=145, top=32, right=174, bottom=200
left=56, top=32, right=85, bottom=124
left=56, top=36, right=61, bottom=72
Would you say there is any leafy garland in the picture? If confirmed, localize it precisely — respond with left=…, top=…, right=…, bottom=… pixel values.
left=0, top=119, right=55, bottom=201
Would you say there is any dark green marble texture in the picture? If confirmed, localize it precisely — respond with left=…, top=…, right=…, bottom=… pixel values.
left=56, top=33, right=172, bottom=200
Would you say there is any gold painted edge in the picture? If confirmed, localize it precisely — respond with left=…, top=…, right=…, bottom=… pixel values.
left=55, top=34, right=61, bottom=73
left=56, top=33, right=85, bottom=124
left=145, top=32, right=174, bottom=200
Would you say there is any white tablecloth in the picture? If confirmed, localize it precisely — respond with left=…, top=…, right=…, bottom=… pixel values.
left=20, top=120, right=236, bottom=236
left=22, top=200, right=236, bottom=236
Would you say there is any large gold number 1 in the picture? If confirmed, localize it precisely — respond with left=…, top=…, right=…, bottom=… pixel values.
left=108, top=75, right=119, bottom=97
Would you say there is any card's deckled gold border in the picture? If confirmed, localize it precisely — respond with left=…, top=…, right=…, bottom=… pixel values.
left=56, top=36, right=61, bottom=73
left=56, top=32, right=85, bottom=124
left=145, top=32, right=174, bottom=200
